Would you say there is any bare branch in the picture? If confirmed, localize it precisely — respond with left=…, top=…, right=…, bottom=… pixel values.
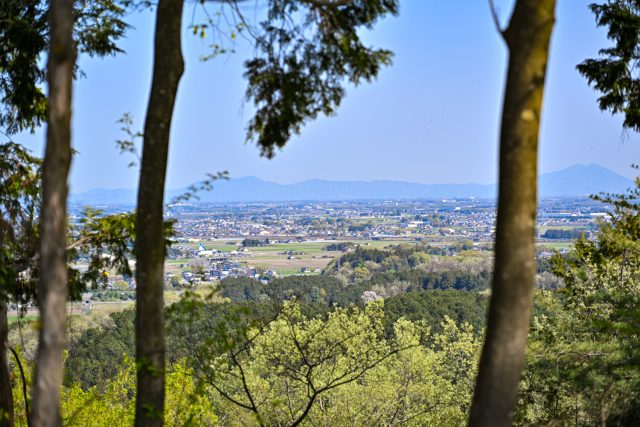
left=488, top=0, right=506, bottom=37
left=229, top=351, right=262, bottom=421
left=66, top=235, right=92, bottom=251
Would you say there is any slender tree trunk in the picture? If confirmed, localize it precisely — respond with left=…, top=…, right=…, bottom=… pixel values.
left=31, top=0, right=74, bottom=425
left=134, top=0, right=184, bottom=425
left=468, top=1, right=555, bottom=426
left=0, top=299, right=12, bottom=427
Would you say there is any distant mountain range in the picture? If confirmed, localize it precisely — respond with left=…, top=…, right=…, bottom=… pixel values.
left=70, top=164, right=635, bottom=205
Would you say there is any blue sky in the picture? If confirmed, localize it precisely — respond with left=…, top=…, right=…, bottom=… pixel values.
left=16, top=0, right=640, bottom=192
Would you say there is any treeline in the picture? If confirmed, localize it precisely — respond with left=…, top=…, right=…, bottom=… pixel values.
left=220, top=272, right=489, bottom=306
left=324, top=241, right=354, bottom=251
left=219, top=276, right=359, bottom=306
left=241, top=238, right=270, bottom=247
left=541, top=228, right=590, bottom=239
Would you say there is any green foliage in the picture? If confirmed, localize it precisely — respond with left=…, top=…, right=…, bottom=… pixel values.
left=66, top=287, right=489, bottom=394
left=0, top=142, right=41, bottom=305
left=60, top=298, right=482, bottom=426
left=216, top=247, right=491, bottom=318
left=241, top=238, right=269, bottom=247
left=169, top=274, right=182, bottom=288
left=67, top=299, right=283, bottom=390
left=67, top=207, right=136, bottom=298
left=0, top=0, right=130, bottom=134
left=326, top=245, right=491, bottom=295
left=348, top=222, right=373, bottom=232
left=14, top=352, right=218, bottom=426
left=326, top=244, right=467, bottom=275
left=383, top=290, right=488, bottom=337
left=577, top=1, right=640, bottom=131
left=354, top=265, right=371, bottom=280
left=324, top=241, right=354, bottom=251
left=243, top=0, right=398, bottom=157
left=113, top=280, right=129, bottom=291
left=65, top=310, right=135, bottom=389
left=518, top=179, right=640, bottom=424
left=188, top=300, right=480, bottom=426
left=218, top=275, right=349, bottom=305
left=0, top=1, right=47, bottom=134
left=461, top=239, right=475, bottom=250
left=90, top=289, right=134, bottom=301
left=66, top=206, right=174, bottom=300
left=542, top=228, right=589, bottom=239
left=114, top=112, right=142, bottom=168
left=74, top=0, right=129, bottom=57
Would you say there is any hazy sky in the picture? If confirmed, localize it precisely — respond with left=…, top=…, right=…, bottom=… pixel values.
left=16, top=0, right=640, bottom=192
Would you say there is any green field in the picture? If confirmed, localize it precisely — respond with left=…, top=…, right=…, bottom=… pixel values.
left=8, top=315, right=38, bottom=324
left=181, top=241, right=240, bottom=252
left=536, top=242, right=573, bottom=250
left=169, top=238, right=470, bottom=277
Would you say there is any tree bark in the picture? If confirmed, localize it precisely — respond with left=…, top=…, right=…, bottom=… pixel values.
left=31, top=0, right=74, bottom=425
left=0, top=299, right=13, bottom=427
left=468, top=1, right=555, bottom=426
left=134, top=0, right=184, bottom=425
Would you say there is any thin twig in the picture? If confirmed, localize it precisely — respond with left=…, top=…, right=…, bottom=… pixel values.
left=488, top=0, right=506, bottom=36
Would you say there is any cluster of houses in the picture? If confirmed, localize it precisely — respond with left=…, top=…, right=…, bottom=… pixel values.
left=166, top=200, right=504, bottom=242
left=173, top=258, right=278, bottom=286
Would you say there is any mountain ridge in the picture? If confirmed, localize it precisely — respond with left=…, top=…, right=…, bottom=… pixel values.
left=70, top=163, right=635, bottom=205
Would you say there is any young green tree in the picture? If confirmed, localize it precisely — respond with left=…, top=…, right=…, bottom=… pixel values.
left=12, top=355, right=219, bottom=427
left=133, top=1, right=398, bottom=424
left=176, top=299, right=480, bottom=426
left=469, top=1, right=556, bottom=426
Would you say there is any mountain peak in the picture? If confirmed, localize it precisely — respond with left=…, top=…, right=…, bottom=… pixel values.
left=540, top=163, right=632, bottom=197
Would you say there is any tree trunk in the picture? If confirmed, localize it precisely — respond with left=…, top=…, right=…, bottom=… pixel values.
left=134, top=0, right=184, bottom=425
left=31, top=0, right=74, bottom=425
left=0, top=299, right=13, bottom=427
left=468, top=1, right=555, bottom=426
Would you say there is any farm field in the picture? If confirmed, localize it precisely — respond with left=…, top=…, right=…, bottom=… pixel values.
left=536, top=241, right=574, bottom=250
left=169, top=239, right=421, bottom=277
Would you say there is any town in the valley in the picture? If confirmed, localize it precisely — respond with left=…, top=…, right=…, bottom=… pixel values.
left=67, top=197, right=608, bottom=298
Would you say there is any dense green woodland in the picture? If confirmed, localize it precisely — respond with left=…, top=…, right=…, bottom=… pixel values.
left=64, top=289, right=488, bottom=390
